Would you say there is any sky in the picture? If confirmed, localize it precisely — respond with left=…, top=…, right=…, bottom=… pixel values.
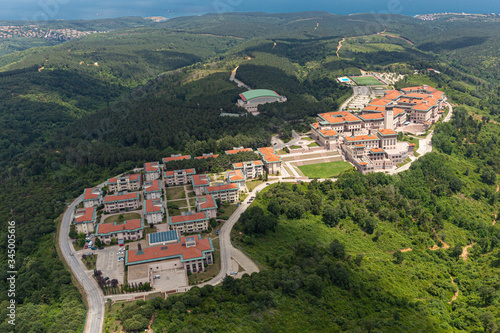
left=0, top=0, right=499, bottom=21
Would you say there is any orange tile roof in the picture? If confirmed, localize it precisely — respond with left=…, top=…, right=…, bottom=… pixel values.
left=359, top=113, right=384, bottom=120
left=408, top=143, right=416, bottom=146
left=192, top=174, right=210, bottom=187
left=319, top=111, right=361, bottom=123
left=404, top=93, right=428, bottom=99
left=225, top=148, right=253, bottom=155
left=206, top=183, right=238, bottom=192
left=344, top=135, right=378, bottom=142
left=108, top=174, right=141, bottom=184
left=197, top=195, right=217, bottom=210
left=144, top=199, right=163, bottom=213
left=258, top=147, right=281, bottom=163
left=377, top=129, right=397, bottom=136
left=363, top=105, right=386, bottom=112
left=144, top=162, right=160, bottom=173
left=195, top=154, right=219, bottom=159
left=164, top=168, right=196, bottom=177
left=228, top=170, right=245, bottom=182
left=233, top=160, right=263, bottom=168
left=354, top=144, right=365, bottom=148
left=412, top=103, right=432, bottom=111
left=83, top=188, right=100, bottom=201
left=75, top=207, right=96, bottom=224
left=319, top=129, right=338, bottom=136
left=126, top=235, right=212, bottom=264
left=384, top=90, right=402, bottom=100
left=144, top=180, right=161, bottom=192
left=163, top=155, right=191, bottom=163
left=392, top=108, right=406, bottom=116
left=369, top=98, right=393, bottom=106
left=311, top=122, right=319, bottom=129
left=98, top=219, right=142, bottom=234
left=398, top=98, right=418, bottom=104
left=370, top=148, right=385, bottom=153
left=171, top=212, right=208, bottom=224
left=104, top=193, right=139, bottom=203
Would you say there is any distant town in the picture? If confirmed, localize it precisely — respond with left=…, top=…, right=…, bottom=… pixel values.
left=0, top=25, right=106, bottom=40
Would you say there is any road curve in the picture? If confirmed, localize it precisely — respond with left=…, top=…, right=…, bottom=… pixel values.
left=59, top=196, right=105, bottom=333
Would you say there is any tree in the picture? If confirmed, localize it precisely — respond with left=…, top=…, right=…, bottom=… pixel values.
left=479, top=285, right=496, bottom=306
left=481, top=169, right=496, bottom=185
left=323, top=206, right=340, bottom=227
left=95, top=237, right=102, bottom=248
left=69, top=226, right=78, bottom=239
left=304, top=274, right=323, bottom=297
left=393, top=251, right=404, bottom=264
left=329, top=239, right=346, bottom=259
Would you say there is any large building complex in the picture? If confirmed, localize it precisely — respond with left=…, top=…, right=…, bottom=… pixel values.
left=163, top=154, right=191, bottom=163
left=237, top=89, right=287, bottom=115
left=82, top=187, right=103, bottom=208
left=195, top=195, right=218, bottom=219
left=206, top=183, right=239, bottom=203
left=257, top=147, right=282, bottom=174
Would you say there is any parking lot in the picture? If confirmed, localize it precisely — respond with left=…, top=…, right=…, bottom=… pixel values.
left=95, top=245, right=125, bottom=284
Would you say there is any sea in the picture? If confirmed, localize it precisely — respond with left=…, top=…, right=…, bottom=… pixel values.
left=0, top=0, right=499, bottom=21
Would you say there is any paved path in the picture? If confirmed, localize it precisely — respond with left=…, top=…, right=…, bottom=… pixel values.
left=229, top=66, right=251, bottom=90
left=59, top=195, right=105, bottom=333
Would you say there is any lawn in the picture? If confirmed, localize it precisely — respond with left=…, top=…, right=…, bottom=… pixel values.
left=188, top=238, right=221, bottom=285
left=350, top=75, right=384, bottom=86
left=217, top=203, right=238, bottom=220
left=289, top=145, right=301, bottom=149
left=165, top=186, right=186, bottom=200
left=247, top=180, right=265, bottom=192
left=298, top=161, right=354, bottom=178
left=103, top=212, right=141, bottom=224
left=307, top=142, right=319, bottom=147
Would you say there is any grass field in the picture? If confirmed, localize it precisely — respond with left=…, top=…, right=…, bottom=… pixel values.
left=308, top=142, right=319, bottom=147
left=165, top=186, right=186, bottom=200
left=350, top=75, right=384, bottom=86
left=298, top=161, right=354, bottom=178
left=103, top=212, right=141, bottom=224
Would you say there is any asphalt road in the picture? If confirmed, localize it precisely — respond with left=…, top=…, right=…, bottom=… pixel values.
left=59, top=196, right=105, bottom=333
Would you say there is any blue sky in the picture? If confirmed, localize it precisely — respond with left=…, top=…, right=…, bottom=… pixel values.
left=0, top=0, right=499, bottom=21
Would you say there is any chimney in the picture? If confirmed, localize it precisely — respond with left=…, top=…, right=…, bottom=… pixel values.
left=138, top=243, right=142, bottom=251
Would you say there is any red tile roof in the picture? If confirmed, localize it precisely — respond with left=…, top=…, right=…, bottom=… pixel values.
left=126, top=235, right=212, bottom=263
left=197, top=195, right=217, bottom=210
left=370, top=148, right=384, bottom=153
left=384, top=90, right=402, bottom=100
left=98, top=219, right=142, bottom=234
left=319, top=111, right=361, bottom=123
left=195, top=154, right=219, bottom=159
left=228, top=170, right=245, bottom=181
left=108, top=174, right=141, bottom=184
left=319, top=129, right=339, bottom=136
left=344, top=135, right=379, bottom=142
left=144, top=180, right=161, bottom=192
left=369, top=98, right=393, bottom=106
left=311, top=122, right=319, bottom=129
left=75, top=207, right=95, bottom=224
left=359, top=113, right=384, bottom=120
left=258, top=147, right=281, bottom=163
left=144, top=162, right=160, bottom=173
left=104, top=193, right=139, bottom=203
left=354, top=144, right=365, bottom=148
left=378, top=129, right=397, bottom=136
left=171, top=212, right=208, bottom=224
left=163, top=155, right=191, bottom=163
left=363, top=105, right=386, bottom=112
left=225, top=148, right=253, bottom=155
left=233, top=160, right=263, bottom=168
left=144, top=199, right=162, bottom=213
left=404, top=92, right=428, bottom=99
left=83, top=188, right=100, bottom=201
left=192, top=174, right=210, bottom=187
left=206, top=183, right=238, bottom=192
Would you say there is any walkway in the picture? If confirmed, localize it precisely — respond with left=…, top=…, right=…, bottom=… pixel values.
left=229, top=66, right=251, bottom=90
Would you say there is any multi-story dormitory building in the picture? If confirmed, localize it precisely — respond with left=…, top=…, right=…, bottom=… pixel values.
left=107, top=174, right=141, bottom=193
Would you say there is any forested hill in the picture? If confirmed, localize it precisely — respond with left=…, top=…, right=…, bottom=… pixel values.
left=1, top=11, right=500, bottom=332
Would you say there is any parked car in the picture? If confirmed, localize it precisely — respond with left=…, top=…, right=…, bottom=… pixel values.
left=117, top=258, right=124, bottom=262
left=119, top=247, right=125, bottom=251
left=117, top=251, right=123, bottom=255
left=266, top=183, right=270, bottom=185
left=103, top=277, right=109, bottom=282
left=216, top=229, right=219, bottom=235
left=86, top=252, right=93, bottom=256
left=153, top=275, right=160, bottom=279
left=84, top=245, right=88, bottom=249
left=98, top=247, right=104, bottom=250
left=230, top=271, right=237, bottom=275
left=91, top=247, right=97, bottom=250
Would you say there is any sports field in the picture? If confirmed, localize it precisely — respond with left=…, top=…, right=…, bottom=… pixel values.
left=298, top=161, right=354, bottom=178
left=350, top=75, right=383, bottom=86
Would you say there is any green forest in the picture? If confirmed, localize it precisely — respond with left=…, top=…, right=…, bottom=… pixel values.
left=0, top=11, right=500, bottom=332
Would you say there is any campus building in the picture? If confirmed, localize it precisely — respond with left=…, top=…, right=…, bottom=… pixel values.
left=125, top=235, right=214, bottom=275
left=107, top=174, right=142, bottom=193
left=143, top=199, right=164, bottom=225
left=162, top=154, right=191, bottom=164
left=232, top=160, right=264, bottom=179
left=144, top=162, right=161, bottom=181
left=148, top=230, right=180, bottom=246
left=257, top=147, right=282, bottom=174
left=82, top=187, right=103, bottom=208
left=206, top=184, right=239, bottom=203
left=195, top=195, right=218, bottom=219
left=73, top=207, right=97, bottom=234
left=237, top=89, right=287, bottom=115
left=225, top=147, right=253, bottom=155
left=191, top=174, right=210, bottom=196
left=104, top=192, right=140, bottom=213
left=195, top=153, right=219, bottom=160
left=169, top=211, right=210, bottom=235
left=227, top=169, right=246, bottom=189
left=164, top=168, right=196, bottom=187
left=96, top=219, right=144, bottom=245
left=341, top=129, right=412, bottom=173
left=143, top=179, right=162, bottom=200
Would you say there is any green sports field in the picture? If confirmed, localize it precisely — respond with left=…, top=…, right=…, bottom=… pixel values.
left=298, top=161, right=354, bottom=178
left=350, top=75, right=384, bottom=86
